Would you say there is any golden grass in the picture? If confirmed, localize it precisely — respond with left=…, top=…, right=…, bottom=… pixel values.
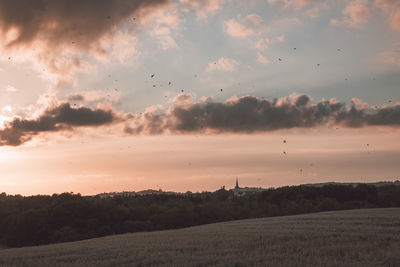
left=0, top=208, right=399, bottom=266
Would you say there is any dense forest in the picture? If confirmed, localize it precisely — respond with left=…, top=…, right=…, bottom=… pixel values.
left=1, top=184, right=400, bottom=248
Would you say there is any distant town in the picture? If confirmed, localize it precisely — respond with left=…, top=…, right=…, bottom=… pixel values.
left=96, top=179, right=400, bottom=198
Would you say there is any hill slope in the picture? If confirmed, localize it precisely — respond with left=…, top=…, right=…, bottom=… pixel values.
left=0, top=208, right=399, bottom=266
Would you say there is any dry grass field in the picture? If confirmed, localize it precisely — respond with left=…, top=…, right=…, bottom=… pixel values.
left=0, top=208, right=399, bottom=267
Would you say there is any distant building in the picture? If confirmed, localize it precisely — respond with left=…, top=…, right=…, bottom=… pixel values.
left=233, top=178, right=265, bottom=196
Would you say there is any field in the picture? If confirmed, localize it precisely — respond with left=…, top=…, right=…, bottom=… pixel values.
left=0, top=208, right=399, bottom=267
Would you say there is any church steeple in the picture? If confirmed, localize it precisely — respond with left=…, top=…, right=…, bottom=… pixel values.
left=235, top=177, right=239, bottom=189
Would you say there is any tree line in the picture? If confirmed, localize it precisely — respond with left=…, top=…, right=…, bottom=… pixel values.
left=0, top=183, right=399, bottom=248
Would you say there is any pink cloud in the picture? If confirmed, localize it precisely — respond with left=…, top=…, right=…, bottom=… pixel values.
left=303, top=3, right=328, bottom=18
left=246, top=14, right=263, bottom=26
left=206, top=57, right=238, bottom=72
left=224, top=19, right=255, bottom=37
left=391, top=9, right=400, bottom=30
left=268, top=0, right=328, bottom=18
left=331, top=0, right=371, bottom=28
left=255, top=38, right=270, bottom=51
left=223, top=14, right=263, bottom=38
left=254, top=35, right=284, bottom=51
left=141, top=3, right=181, bottom=50
left=257, top=53, right=270, bottom=64
left=375, top=0, right=398, bottom=8
left=374, top=0, right=400, bottom=31
left=379, top=43, right=400, bottom=67
left=180, top=0, right=227, bottom=19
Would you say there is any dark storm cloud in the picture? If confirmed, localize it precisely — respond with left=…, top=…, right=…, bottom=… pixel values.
left=0, top=0, right=168, bottom=50
left=337, top=103, right=400, bottom=127
left=0, top=103, right=117, bottom=146
left=2, top=94, right=399, bottom=146
left=125, top=94, right=400, bottom=135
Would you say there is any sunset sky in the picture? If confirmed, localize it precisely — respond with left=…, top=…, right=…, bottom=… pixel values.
left=0, top=0, right=399, bottom=195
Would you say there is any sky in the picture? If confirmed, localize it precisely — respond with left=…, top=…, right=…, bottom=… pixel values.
left=0, top=0, right=399, bottom=195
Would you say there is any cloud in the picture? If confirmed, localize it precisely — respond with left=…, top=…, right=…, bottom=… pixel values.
left=3, top=93, right=399, bottom=145
left=267, top=0, right=328, bottom=17
left=257, top=53, right=270, bottom=64
left=180, top=0, right=227, bottom=19
left=224, top=19, right=254, bottom=38
left=374, top=0, right=400, bottom=31
left=390, top=8, right=400, bottom=30
left=0, top=0, right=167, bottom=50
left=246, top=14, right=263, bottom=27
left=145, top=3, right=180, bottom=50
left=254, top=38, right=270, bottom=51
left=254, top=35, right=284, bottom=51
left=206, top=57, right=238, bottom=72
left=5, top=85, right=18, bottom=92
left=68, top=94, right=85, bottom=102
left=331, top=0, right=371, bottom=28
left=337, top=99, right=400, bottom=127
left=66, top=90, right=121, bottom=104
left=173, top=93, right=194, bottom=105
left=0, top=0, right=169, bottom=78
left=124, top=94, right=400, bottom=135
left=375, top=0, right=398, bottom=9
left=2, top=106, right=12, bottom=113
left=0, top=103, right=120, bottom=146
left=379, top=43, right=400, bottom=67
left=223, top=14, right=263, bottom=38
left=267, top=0, right=317, bottom=10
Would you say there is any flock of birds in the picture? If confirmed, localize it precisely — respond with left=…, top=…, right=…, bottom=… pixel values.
left=4, top=30, right=392, bottom=179
left=280, top=138, right=373, bottom=173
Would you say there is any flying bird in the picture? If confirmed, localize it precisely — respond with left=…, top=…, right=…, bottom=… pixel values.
left=278, top=58, right=282, bottom=61
left=317, top=63, right=320, bottom=67
left=151, top=74, right=155, bottom=78
left=283, top=140, right=287, bottom=143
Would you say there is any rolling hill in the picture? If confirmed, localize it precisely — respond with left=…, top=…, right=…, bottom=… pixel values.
left=0, top=208, right=399, bottom=266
